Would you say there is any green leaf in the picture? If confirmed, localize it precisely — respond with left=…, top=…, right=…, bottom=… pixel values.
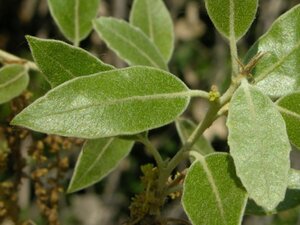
left=245, top=5, right=300, bottom=98
left=288, top=169, right=300, bottom=190
left=0, top=65, right=29, bottom=104
left=68, top=137, right=134, bottom=192
left=182, top=153, right=247, bottom=225
left=26, top=36, right=113, bottom=87
left=276, top=91, right=300, bottom=149
left=204, top=0, right=258, bottom=40
left=93, top=17, right=168, bottom=70
left=11, top=66, right=190, bottom=138
left=47, top=0, right=100, bottom=44
left=227, top=79, right=291, bottom=211
left=246, top=189, right=300, bottom=215
left=130, top=0, right=174, bottom=62
left=175, top=118, right=214, bottom=156
left=246, top=169, right=300, bottom=215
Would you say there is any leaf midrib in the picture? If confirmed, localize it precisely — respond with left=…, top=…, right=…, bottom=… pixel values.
left=256, top=40, right=300, bottom=82
left=199, top=159, right=226, bottom=223
left=32, top=90, right=191, bottom=117
left=74, top=0, right=80, bottom=43
left=31, top=40, right=76, bottom=81
left=98, top=19, right=164, bottom=69
left=0, top=69, right=27, bottom=89
left=277, top=105, right=300, bottom=120
left=72, top=138, right=114, bottom=187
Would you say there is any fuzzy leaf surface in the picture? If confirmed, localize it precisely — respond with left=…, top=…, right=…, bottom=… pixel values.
left=27, top=36, right=113, bottom=87
left=182, top=153, right=247, bottom=225
left=68, top=137, right=134, bottom=192
left=0, top=65, right=29, bottom=104
left=204, top=0, right=258, bottom=40
left=93, top=17, right=167, bottom=70
left=175, top=118, right=214, bottom=156
left=246, top=189, right=300, bottom=215
left=227, top=80, right=291, bottom=211
left=11, top=66, right=190, bottom=138
left=276, top=91, right=300, bottom=149
left=288, top=169, right=300, bottom=189
left=130, top=0, right=174, bottom=62
left=47, top=0, right=100, bottom=43
left=245, top=5, right=300, bottom=98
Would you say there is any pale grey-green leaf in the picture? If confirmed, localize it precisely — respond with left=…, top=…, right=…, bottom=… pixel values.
left=93, top=17, right=168, bottom=70
left=245, top=5, right=300, bottom=98
left=227, top=79, right=291, bottom=211
left=0, top=65, right=29, bottom=104
left=276, top=91, right=300, bottom=149
left=68, top=137, right=134, bottom=192
left=175, top=118, right=214, bottom=156
left=204, top=0, right=258, bottom=40
left=130, top=0, right=174, bottom=62
left=48, top=0, right=100, bottom=43
left=11, top=66, right=190, bottom=138
left=182, top=153, right=247, bottom=225
left=288, top=169, right=300, bottom=189
left=246, top=189, right=300, bottom=215
left=27, top=36, right=113, bottom=87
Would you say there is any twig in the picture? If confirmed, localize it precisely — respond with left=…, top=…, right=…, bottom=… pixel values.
left=0, top=49, right=39, bottom=71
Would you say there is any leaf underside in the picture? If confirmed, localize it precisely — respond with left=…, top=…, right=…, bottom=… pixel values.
left=227, top=80, right=291, bottom=211
left=93, top=17, right=168, bottom=70
left=245, top=4, right=300, bottom=98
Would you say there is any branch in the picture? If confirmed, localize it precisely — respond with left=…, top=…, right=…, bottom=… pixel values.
left=0, top=49, right=39, bottom=71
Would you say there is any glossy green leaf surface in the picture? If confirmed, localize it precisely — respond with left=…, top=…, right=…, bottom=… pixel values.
left=175, top=118, right=214, bottom=156
left=0, top=65, right=29, bottom=104
left=245, top=5, right=300, bottom=98
left=227, top=80, right=291, bottom=211
left=27, top=36, right=113, bottom=87
left=47, top=0, right=100, bottom=43
left=93, top=17, right=167, bottom=70
left=130, top=0, right=174, bottom=62
left=277, top=91, right=300, bottom=149
left=182, top=153, right=247, bottom=225
left=68, top=137, right=134, bottom=192
left=246, top=189, right=300, bottom=215
left=11, top=66, right=190, bottom=138
left=204, top=0, right=258, bottom=40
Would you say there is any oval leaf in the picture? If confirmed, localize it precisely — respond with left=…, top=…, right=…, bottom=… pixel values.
left=0, top=65, right=29, bottom=104
left=47, top=0, right=100, bottom=43
left=227, top=80, right=291, bottom=211
left=26, top=36, right=113, bottom=87
left=68, top=137, right=134, bottom=193
left=276, top=91, right=300, bottom=149
left=204, top=0, right=258, bottom=40
left=130, top=0, right=174, bottom=62
left=245, top=5, right=300, bottom=98
left=175, top=118, right=214, bottom=156
left=93, top=17, right=168, bottom=70
left=11, top=66, right=190, bottom=138
left=182, top=153, right=247, bottom=225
